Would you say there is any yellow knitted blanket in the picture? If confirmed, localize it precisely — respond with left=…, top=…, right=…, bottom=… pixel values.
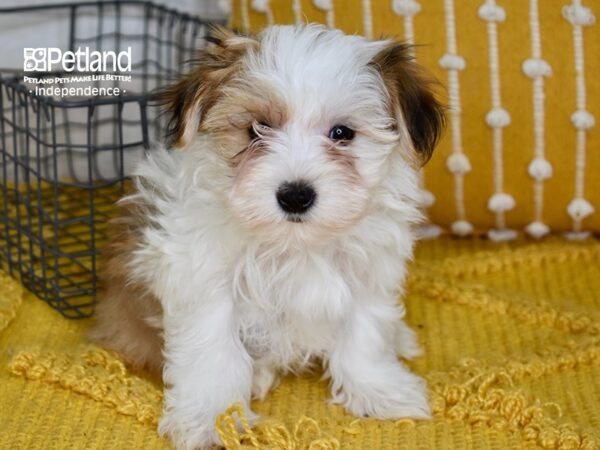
left=1, top=238, right=599, bottom=449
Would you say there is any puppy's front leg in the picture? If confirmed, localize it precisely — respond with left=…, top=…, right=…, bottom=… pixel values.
left=328, top=302, right=430, bottom=420
left=158, top=292, right=254, bottom=450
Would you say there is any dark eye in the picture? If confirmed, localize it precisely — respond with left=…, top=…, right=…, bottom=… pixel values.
left=248, top=121, right=270, bottom=140
left=329, top=125, right=355, bottom=142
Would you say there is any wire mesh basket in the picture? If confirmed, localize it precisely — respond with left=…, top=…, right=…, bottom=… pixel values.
left=0, top=1, right=216, bottom=318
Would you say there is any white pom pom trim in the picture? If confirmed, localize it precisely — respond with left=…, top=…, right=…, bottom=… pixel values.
left=451, top=220, right=474, bottom=237
left=313, top=0, right=332, bottom=10
left=439, top=54, right=466, bottom=71
left=522, top=58, right=552, bottom=78
left=562, top=5, right=596, bottom=26
left=478, top=2, right=506, bottom=22
left=251, top=0, right=269, bottom=12
left=419, top=189, right=436, bottom=208
left=488, top=192, right=515, bottom=213
left=446, top=153, right=472, bottom=175
left=416, top=223, right=443, bottom=240
left=567, top=198, right=595, bottom=220
left=485, top=107, right=511, bottom=128
left=571, top=110, right=595, bottom=130
left=392, top=0, right=421, bottom=16
left=528, top=158, right=553, bottom=181
left=525, top=221, right=550, bottom=239
left=487, top=228, right=518, bottom=242
left=564, top=230, right=592, bottom=241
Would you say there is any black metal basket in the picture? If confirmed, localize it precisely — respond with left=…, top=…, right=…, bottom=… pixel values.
left=0, top=1, right=216, bottom=318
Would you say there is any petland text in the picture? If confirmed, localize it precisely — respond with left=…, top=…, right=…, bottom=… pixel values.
left=24, top=47, right=132, bottom=73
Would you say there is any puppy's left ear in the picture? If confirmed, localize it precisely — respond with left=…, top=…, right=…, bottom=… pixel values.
left=371, top=42, right=445, bottom=164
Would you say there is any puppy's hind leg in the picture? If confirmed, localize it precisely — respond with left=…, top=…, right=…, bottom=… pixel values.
left=90, top=283, right=164, bottom=379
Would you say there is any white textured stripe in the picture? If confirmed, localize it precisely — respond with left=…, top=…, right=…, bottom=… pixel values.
left=326, top=9, right=335, bottom=28
left=564, top=0, right=595, bottom=232
left=241, top=0, right=250, bottom=33
left=266, top=3, right=274, bottom=26
left=454, top=172, right=466, bottom=219
left=530, top=0, right=541, bottom=59
left=480, top=0, right=515, bottom=240
left=575, top=127, right=586, bottom=199
left=525, top=0, right=551, bottom=238
left=532, top=77, right=545, bottom=161
left=292, top=0, right=302, bottom=25
left=491, top=127, right=506, bottom=228
left=363, top=0, right=373, bottom=38
left=487, top=20, right=501, bottom=109
left=533, top=180, right=544, bottom=223
left=574, top=18, right=586, bottom=113
left=441, top=0, right=472, bottom=235
left=573, top=12, right=587, bottom=200
left=403, top=15, right=415, bottom=50
left=444, top=0, right=457, bottom=54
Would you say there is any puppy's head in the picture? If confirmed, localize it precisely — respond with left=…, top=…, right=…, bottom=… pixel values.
left=161, top=25, right=444, bottom=241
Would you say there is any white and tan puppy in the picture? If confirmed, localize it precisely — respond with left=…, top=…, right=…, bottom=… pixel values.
left=91, top=24, right=445, bottom=450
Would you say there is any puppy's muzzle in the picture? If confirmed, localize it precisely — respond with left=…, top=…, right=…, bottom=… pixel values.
left=276, top=181, right=316, bottom=216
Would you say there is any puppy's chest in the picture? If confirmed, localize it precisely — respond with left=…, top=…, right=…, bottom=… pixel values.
left=237, top=307, right=336, bottom=363
left=232, top=251, right=354, bottom=360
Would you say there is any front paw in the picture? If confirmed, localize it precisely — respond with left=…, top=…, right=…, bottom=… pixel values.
left=158, top=412, right=221, bottom=450
left=159, top=406, right=259, bottom=450
left=332, top=366, right=431, bottom=420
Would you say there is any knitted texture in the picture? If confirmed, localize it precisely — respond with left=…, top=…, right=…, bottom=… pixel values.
left=228, top=0, right=600, bottom=236
left=0, top=270, right=22, bottom=333
left=2, top=238, right=600, bottom=449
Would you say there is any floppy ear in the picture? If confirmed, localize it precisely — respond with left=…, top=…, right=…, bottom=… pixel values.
left=371, top=42, right=445, bottom=164
left=159, top=26, right=257, bottom=148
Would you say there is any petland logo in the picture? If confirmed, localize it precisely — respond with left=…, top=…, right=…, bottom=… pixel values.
left=24, top=47, right=132, bottom=72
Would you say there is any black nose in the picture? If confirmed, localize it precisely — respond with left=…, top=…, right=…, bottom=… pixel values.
left=276, top=181, right=317, bottom=214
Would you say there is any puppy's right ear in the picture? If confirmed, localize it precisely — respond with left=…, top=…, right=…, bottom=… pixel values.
left=371, top=41, right=445, bottom=165
left=159, top=26, right=257, bottom=149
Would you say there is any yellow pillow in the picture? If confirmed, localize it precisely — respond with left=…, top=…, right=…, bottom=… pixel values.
left=228, top=0, right=599, bottom=239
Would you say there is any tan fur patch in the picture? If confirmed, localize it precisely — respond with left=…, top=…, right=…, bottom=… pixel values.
left=90, top=190, right=164, bottom=379
left=202, top=81, right=290, bottom=165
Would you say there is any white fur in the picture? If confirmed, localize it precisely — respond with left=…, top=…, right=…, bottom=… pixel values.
left=126, top=25, right=430, bottom=449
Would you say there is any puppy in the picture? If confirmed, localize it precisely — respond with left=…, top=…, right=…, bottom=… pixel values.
left=91, top=24, right=444, bottom=450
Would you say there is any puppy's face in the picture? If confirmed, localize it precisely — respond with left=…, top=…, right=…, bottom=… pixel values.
left=161, top=25, right=444, bottom=241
